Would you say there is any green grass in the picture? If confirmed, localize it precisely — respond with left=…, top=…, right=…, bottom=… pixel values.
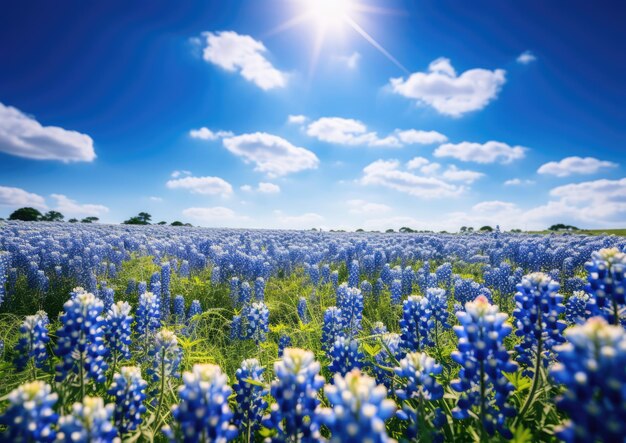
left=527, top=228, right=626, bottom=236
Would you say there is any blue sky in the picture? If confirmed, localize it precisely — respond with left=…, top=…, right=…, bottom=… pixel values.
left=1, top=0, right=625, bottom=230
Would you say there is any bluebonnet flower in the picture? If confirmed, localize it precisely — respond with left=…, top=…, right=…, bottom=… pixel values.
left=315, top=369, right=396, bottom=443
left=15, top=312, right=50, bottom=371
left=211, top=266, right=221, bottom=285
left=360, top=280, right=372, bottom=298
left=348, top=260, right=360, bottom=288
left=105, top=301, right=133, bottom=366
left=278, top=334, right=291, bottom=357
left=321, top=264, right=331, bottom=284
left=230, top=315, right=243, bottom=340
left=172, top=294, right=185, bottom=324
left=402, top=266, right=414, bottom=296
left=135, top=291, right=161, bottom=340
left=513, top=272, right=566, bottom=373
left=230, top=277, right=240, bottom=307
left=0, top=381, right=58, bottom=442
left=331, top=270, right=339, bottom=288
left=99, top=286, right=114, bottom=312
left=160, top=262, right=171, bottom=320
left=371, top=332, right=401, bottom=387
left=254, top=277, right=265, bottom=301
left=322, top=306, right=344, bottom=351
left=394, top=352, right=444, bottom=441
left=328, top=336, right=363, bottom=375
left=451, top=296, right=518, bottom=438
left=391, top=279, right=402, bottom=305
left=179, top=260, right=190, bottom=278
left=108, top=366, right=147, bottom=434
left=234, top=358, right=268, bottom=434
left=550, top=317, right=626, bottom=442
left=55, top=291, right=108, bottom=387
left=337, top=285, right=363, bottom=338
left=166, top=364, right=238, bottom=443
left=148, top=329, right=182, bottom=384
left=400, top=295, right=433, bottom=352
left=297, top=297, right=310, bottom=324
left=240, top=281, right=252, bottom=306
left=371, top=321, right=388, bottom=336
left=245, top=301, right=270, bottom=343
left=125, top=279, right=136, bottom=295
left=565, top=291, right=591, bottom=325
left=435, top=262, right=452, bottom=289
left=308, top=264, right=320, bottom=286
left=264, top=348, right=324, bottom=442
left=187, top=299, right=202, bottom=319
left=0, top=252, right=8, bottom=306
left=585, top=247, right=626, bottom=325
left=426, top=287, right=450, bottom=348
left=56, top=396, right=118, bottom=443
left=137, top=281, right=147, bottom=295
left=373, top=278, right=384, bottom=303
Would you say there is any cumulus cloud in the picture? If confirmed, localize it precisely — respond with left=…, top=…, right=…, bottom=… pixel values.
left=189, top=127, right=233, bottom=140
left=222, top=132, right=319, bottom=177
left=537, top=156, right=618, bottom=177
left=334, top=52, right=361, bottom=69
left=305, top=116, right=446, bottom=148
left=0, top=102, right=95, bottom=162
left=274, top=210, right=324, bottom=229
left=389, top=58, right=506, bottom=116
left=166, top=175, right=233, bottom=196
left=406, top=157, right=430, bottom=170
left=0, top=186, right=47, bottom=210
left=202, top=31, right=287, bottom=90
left=434, top=141, right=526, bottom=164
left=517, top=51, right=537, bottom=64
left=287, top=115, right=307, bottom=125
left=241, top=182, right=281, bottom=194
left=346, top=199, right=391, bottom=215
left=504, top=178, right=535, bottom=186
left=182, top=206, right=249, bottom=226
left=171, top=170, right=191, bottom=178
left=360, top=159, right=465, bottom=198
left=51, top=194, right=109, bottom=217
left=149, top=196, right=163, bottom=202
left=441, top=165, right=484, bottom=183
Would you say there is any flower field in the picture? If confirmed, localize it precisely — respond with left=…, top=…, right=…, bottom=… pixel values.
left=0, top=222, right=625, bottom=442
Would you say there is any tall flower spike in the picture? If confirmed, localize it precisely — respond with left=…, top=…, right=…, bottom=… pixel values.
left=278, top=334, right=291, bottom=357
left=585, top=248, right=626, bottom=325
left=108, top=366, right=147, bottom=434
left=451, top=296, right=518, bottom=438
left=297, top=296, right=310, bottom=324
left=172, top=295, right=186, bottom=324
left=105, top=301, right=133, bottom=367
left=166, top=364, right=238, bottom=443
left=15, top=312, right=50, bottom=372
left=565, top=291, right=591, bottom=326
left=400, top=295, right=434, bottom=352
left=148, top=329, right=182, bottom=384
left=513, top=272, right=566, bottom=375
left=0, top=381, right=58, bottom=442
left=234, top=358, right=268, bottom=435
left=550, top=317, right=626, bottom=442
left=338, top=286, right=363, bottom=338
left=328, top=336, right=363, bottom=375
left=56, top=396, right=118, bottom=443
left=135, top=291, right=161, bottom=339
left=322, top=306, right=344, bottom=351
left=264, top=348, right=324, bottom=442
left=245, top=301, right=270, bottom=343
left=315, top=369, right=396, bottom=443
left=55, top=291, right=108, bottom=387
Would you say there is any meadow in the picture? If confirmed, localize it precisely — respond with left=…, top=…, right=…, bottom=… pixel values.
left=0, top=221, right=625, bottom=442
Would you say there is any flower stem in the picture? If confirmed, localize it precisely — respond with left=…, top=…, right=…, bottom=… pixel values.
left=518, top=334, right=543, bottom=422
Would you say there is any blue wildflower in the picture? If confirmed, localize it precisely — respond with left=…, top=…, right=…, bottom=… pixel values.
left=322, top=306, right=344, bottom=351
left=234, top=358, right=268, bottom=434
left=105, top=301, right=133, bottom=367
left=585, top=247, right=626, bottom=325
left=254, top=277, right=266, bottom=301
left=172, top=294, right=185, bottom=324
left=328, top=336, right=363, bottom=375
left=0, top=381, right=58, bottom=442
left=400, top=295, right=434, bottom=352
left=391, top=279, right=402, bottom=305
left=148, top=329, right=182, bottom=384
left=108, top=366, right=147, bottom=434
left=230, top=315, right=243, bottom=340
left=56, top=396, right=118, bottom=443
left=348, top=260, right=360, bottom=288
left=337, top=285, right=363, bottom=338
left=15, top=312, right=50, bottom=372
left=135, top=291, right=161, bottom=342
left=245, top=301, right=270, bottom=344
left=565, top=291, right=591, bottom=325
left=297, top=297, right=310, bottom=324
left=278, top=334, right=291, bottom=357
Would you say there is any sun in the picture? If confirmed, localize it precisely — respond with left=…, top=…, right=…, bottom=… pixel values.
left=301, top=0, right=354, bottom=30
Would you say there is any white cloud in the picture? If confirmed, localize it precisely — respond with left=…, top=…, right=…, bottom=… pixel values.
left=420, top=162, right=441, bottom=175
left=0, top=102, right=95, bottom=162
left=396, top=129, right=448, bottom=145
left=189, top=127, right=233, bottom=140
left=346, top=199, right=391, bottom=215
left=335, top=52, right=361, bottom=69
left=202, top=31, right=287, bottom=90
left=389, top=57, right=506, bottom=117
left=504, top=178, right=535, bottom=186
left=182, top=206, right=249, bottom=225
left=222, top=132, right=319, bottom=177
left=517, top=51, right=537, bottom=64
left=434, top=141, right=526, bottom=164
left=171, top=170, right=192, bottom=178
left=406, top=157, right=430, bottom=170
left=360, top=159, right=464, bottom=198
left=0, top=186, right=47, bottom=210
left=441, top=165, right=484, bottom=183
left=305, top=117, right=446, bottom=148
left=51, top=194, right=109, bottom=217
left=166, top=176, right=233, bottom=196
left=537, top=156, right=618, bottom=177
left=242, top=182, right=281, bottom=194
left=287, top=115, right=307, bottom=124
left=274, top=210, right=324, bottom=229
left=149, top=196, right=163, bottom=202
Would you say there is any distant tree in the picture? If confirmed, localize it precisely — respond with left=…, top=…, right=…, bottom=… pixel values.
left=399, top=227, right=415, bottom=233
left=81, top=217, right=99, bottom=223
left=439, top=230, right=449, bottom=234
left=467, top=227, right=474, bottom=232
left=460, top=226, right=468, bottom=233
left=356, top=228, right=364, bottom=232
left=385, top=228, right=395, bottom=233
left=479, top=225, right=494, bottom=232
left=171, top=221, right=184, bottom=226
left=123, top=212, right=152, bottom=225
left=548, top=223, right=579, bottom=231
left=41, top=210, right=64, bottom=222
left=510, top=229, right=522, bottom=233
left=9, top=207, right=43, bottom=221
left=68, top=218, right=78, bottom=223
left=184, top=223, right=193, bottom=227
left=157, top=221, right=167, bottom=225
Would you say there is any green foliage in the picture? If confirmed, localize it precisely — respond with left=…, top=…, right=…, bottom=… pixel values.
left=8, top=207, right=43, bottom=221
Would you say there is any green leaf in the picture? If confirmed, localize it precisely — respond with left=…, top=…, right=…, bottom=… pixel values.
left=363, top=342, right=381, bottom=357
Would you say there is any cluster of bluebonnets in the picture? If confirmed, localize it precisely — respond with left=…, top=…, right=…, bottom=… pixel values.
left=0, top=221, right=625, bottom=442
